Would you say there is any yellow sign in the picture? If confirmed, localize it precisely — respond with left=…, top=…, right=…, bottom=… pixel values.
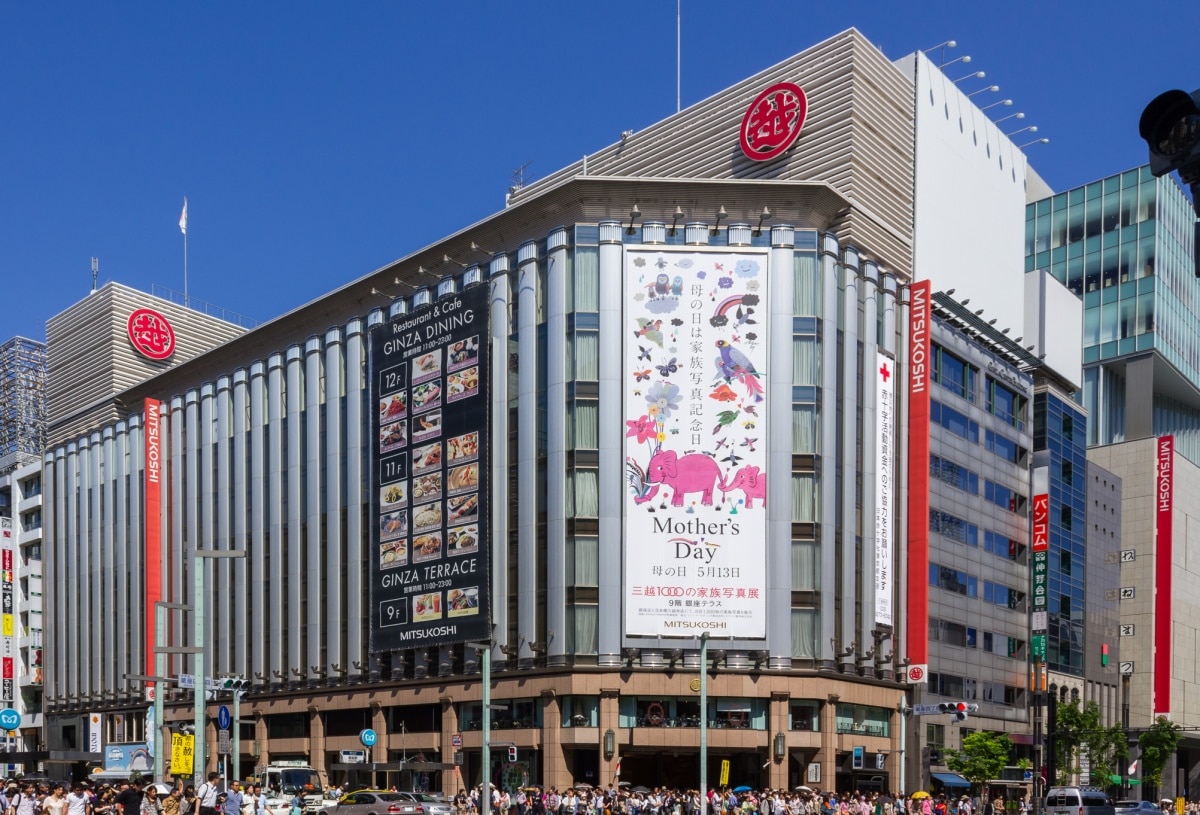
left=172, top=733, right=194, bottom=776
left=719, top=759, right=730, bottom=787
left=1, top=615, right=11, bottom=637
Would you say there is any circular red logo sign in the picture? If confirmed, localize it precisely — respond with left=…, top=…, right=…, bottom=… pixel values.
left=127, top=308, right=176, bottom=361
left=907, top=665, right=925, bottom=682
left=739, top=82, right=808, bottom=162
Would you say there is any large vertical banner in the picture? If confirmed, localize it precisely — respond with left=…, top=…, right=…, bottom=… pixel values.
left=369, top=284, right=490, bottom=651
left=874, top=351, right=895, bottom=627
left=623, top=248, right=768, bottom=639
left=1030, top=483, right=1050, bottom=662
left=144, top=398, right=162, bottom=680
left=0, top=517, right=12, bottom=709
left=1154, top=435, right=1173, bottom=717
left=904, top=280, right=932, bottom=680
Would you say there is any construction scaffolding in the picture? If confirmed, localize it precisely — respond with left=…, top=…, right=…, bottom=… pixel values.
left=0, top=337, right=47, bottom=475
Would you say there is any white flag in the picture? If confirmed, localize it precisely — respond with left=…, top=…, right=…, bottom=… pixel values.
left=179, top=196, right=188, bottom=235
left=1129, top=759, right=1139, bottom=774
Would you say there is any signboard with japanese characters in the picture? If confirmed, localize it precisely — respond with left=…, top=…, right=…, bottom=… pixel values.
left=623, top=248, right=769, bottom=638
left=874, top=351, right=895, bottom=627
left=369, top=283, right=490, bottom=651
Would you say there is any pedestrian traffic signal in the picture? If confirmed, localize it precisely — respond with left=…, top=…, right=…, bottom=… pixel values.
left=508, top=746, right=518, bottom=763
left=221, top=678, right=250, bottom=691
left=927, top=748, right=941, bottom=764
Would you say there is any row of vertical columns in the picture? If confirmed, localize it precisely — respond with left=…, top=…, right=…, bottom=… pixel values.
left=545, top=229, right=568, bottom=666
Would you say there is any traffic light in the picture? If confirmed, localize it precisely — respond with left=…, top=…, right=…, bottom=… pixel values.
left=221, top=677, right=250, bottom=698
left=507, top=746, right=518, bottom=763
left=1139, top=88, right=1200, bottom=184
left=939, top=702, right=977, bottom=721
left=928, top=748, right=941, bottom=764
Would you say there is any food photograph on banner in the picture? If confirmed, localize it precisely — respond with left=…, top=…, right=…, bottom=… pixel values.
left=623, top=247, right=769, bottom=639
left=368, top=283, right=490, bottom=651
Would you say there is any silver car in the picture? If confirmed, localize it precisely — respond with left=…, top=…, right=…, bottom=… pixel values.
left=396, top=793, right=453, bottom=815
left=334, top=791, right=412, bottom=815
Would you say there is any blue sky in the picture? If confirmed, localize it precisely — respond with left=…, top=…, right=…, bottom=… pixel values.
left=1, top=1, right=1193, bottom=342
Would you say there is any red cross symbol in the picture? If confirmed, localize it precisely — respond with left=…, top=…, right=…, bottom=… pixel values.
left=879, top=361, right=891, bottom=382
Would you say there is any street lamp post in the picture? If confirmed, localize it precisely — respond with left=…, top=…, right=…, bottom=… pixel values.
left=194, top=549, right=246, bottom=786
left=469, top=642, right=493, bottom=815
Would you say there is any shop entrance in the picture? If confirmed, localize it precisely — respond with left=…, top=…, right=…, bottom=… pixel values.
left=617, top=750, right=767, bottom=791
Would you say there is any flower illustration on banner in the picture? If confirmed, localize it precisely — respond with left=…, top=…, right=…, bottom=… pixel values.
left=645, top=381, right=681, bottom=419
left=626, top=415, right=658, bottom=445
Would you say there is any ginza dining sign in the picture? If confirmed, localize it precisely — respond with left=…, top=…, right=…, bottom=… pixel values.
left=739, top=82, right=808, bottom=161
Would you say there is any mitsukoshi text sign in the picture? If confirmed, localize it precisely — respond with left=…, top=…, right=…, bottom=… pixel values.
left=623, top=247, right=769, bottom=638
left=369, top=284, right=490, bottom=651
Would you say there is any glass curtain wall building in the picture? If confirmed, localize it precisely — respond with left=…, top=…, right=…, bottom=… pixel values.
left=1026, top=167, right=1200, bottom=460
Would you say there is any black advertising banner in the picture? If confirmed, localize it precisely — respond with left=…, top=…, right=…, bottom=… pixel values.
left=369, top=284, right=489, bottom=652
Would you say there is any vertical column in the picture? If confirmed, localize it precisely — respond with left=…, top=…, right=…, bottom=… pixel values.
left=325, top=327, right=344, bottom=677
left=309, top=707, right=325, bottom=777
left=232, top=370, right=250, bottom=678
left=767, top=225, right=796, bottom=666
left=170, top=396, right=186, bottom=678
left=187, top=389, right=206, bottom=673
left=540, top=691, right=563, bottom=788
left=249, top=362, right=267, bottom=683
left=101, top=426, right=116, bottom=692
left=286, top=344, right=304, bottom=683
left=489, top=257, right=511, bottom=663
left=215, top=378, right=233, bottom=672
left=818, top=234, right=840, bottom=669
left=201, top=383, right=220, bottom=672
left=768, top=692, right=790, bottom=790
left=545, top=228, right=569, bottom=667
left=598, top=689, right=621, bottom=788
left=859, top=260, right=879, bottom=663
left=596, top=221, right=623, bottom=667
left=516, top=240, right=539, bottom=666
left=267, top=353, right=285, bottom=683
left=64, top=441, right=79, bottom=699
left=132, top=410, right=147, bottom=681
left=305, top=335, right=324, bottom=677
left=440, top=698, right=459, bottom=793
left=345, top=319, right=367, bottom=674
left=81, top=434, right=95, bottom=696
left=44, top=451, right=58, bottom=702
left=896, top=286, right=912, bottom=671
left=838, top=247, right=861, bottom=672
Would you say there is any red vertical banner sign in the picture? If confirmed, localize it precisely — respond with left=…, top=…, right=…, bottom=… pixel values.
left=144, top=398, right=163, bottom=680
left=905, top=280, right=932, bottom=677
left=1154, top=435, right=1173, bottom=717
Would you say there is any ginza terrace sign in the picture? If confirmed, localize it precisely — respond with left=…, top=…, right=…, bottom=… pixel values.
left=739, top=82, right=808, bottom=162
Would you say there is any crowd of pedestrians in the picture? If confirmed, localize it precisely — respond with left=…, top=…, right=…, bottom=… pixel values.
left=0, top=776, right=271, bottom=815
left=452, top=787, right=1035, bottom=815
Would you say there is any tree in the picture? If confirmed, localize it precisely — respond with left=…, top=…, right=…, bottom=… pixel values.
left=1138, top=716, right=1181, bottom=793
left=946, top=731, right=1014, bottom=787
left=1053, top=699, right=1127, bottom=789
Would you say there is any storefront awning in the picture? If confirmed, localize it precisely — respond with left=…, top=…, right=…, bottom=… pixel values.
left=931, top=772, right=971, bottom=788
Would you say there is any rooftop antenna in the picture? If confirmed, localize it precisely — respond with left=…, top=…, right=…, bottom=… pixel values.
left=91, top=257, right=99, bottom=292
left=510, top=161, right=532, bottom=195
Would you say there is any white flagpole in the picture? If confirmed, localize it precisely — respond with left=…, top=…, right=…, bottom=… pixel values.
left=179, top=197, right=189, bottom=307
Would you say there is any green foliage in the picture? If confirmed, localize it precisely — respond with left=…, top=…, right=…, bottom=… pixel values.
left=1138, top=716, right=1181, bottom=789
left=1051, top=699, right=1127, bottom=789
left=946, top=731, right=1013, bottom=785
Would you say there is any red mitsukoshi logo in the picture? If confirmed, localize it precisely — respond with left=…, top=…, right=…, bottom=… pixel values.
left=739, top=82, right=808, bottom=162
left=127, top=308, right=176, bottom=360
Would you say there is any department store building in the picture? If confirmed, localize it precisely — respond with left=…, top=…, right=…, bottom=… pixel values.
left=41, top=29, right=1052, bottom=793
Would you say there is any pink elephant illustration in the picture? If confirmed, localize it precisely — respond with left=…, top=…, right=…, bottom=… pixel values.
left=719, top=464, right=767, bottom=509
left=636, top=449, right=727, bottom=506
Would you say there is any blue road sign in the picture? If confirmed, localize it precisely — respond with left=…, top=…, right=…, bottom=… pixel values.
left=0, top=709, right=21, bottom=730
left=360, top=728, right=377, bottom=747
left=217, top=705, right=232, bottom=730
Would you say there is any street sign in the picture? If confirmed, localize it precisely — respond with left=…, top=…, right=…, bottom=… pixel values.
left=146, top=685, right=156, bottom=703
left=853, top=747, right=864, bottom=770
left=0, top=709, right=19, bottom=730
left=217, top=705, right=232, bottom=730
left=911, top=704, right=943, bottom=715
left=719, top=760, right=730, bottom=786
left=360, top=728, right=377, bottom=747
left=339, top=750, right=366, bottom=764
left=1120, top=661, right=1135, bottom=675
left=218, top=728, right=231, bottom=755
left=451, top=733, right=463, bottom=748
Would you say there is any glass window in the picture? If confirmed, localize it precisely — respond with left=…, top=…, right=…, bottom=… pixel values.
left=933, top=345, right=974, bottom=401
left=561, top=695, right=600, bottom=728
left=574, top=247, right=599, bottom=311
left=789, top=701, right=821, bottom=731
left=930, top=455, right=978, bottom=494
